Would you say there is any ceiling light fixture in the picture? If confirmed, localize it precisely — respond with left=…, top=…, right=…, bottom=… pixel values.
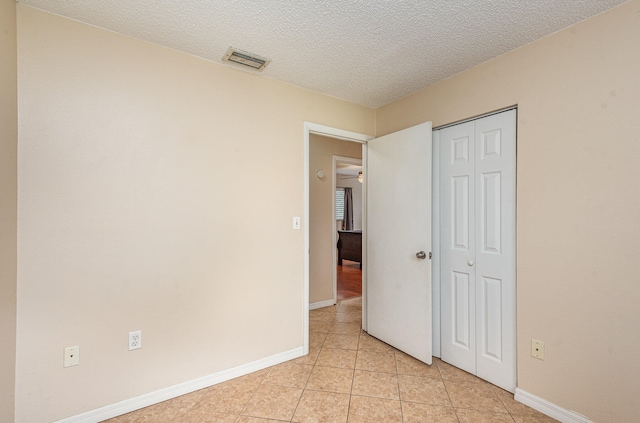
left=222, top=47, right=271, bottom=71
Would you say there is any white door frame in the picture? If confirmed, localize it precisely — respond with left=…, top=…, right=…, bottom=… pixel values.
left=332, top=155, right=363, bottom=304
left=303, top=122, right=373, bottom=354
left=432, top=130, right=441, bottom=357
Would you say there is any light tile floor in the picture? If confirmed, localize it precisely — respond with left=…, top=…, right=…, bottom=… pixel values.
left=103, top=297, right=557, bottom=422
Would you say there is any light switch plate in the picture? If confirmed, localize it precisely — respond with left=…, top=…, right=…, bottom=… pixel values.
left=293, top=217, right=301, bottom=230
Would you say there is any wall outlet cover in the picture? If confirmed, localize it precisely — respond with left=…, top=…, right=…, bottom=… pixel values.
left=531, top=339, right=545, bottom=360
left=64, top=346, right=80, bottom=367
left=129, top=330, right=142, bottom=350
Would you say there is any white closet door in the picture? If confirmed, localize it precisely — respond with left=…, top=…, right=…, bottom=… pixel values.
left=440, top=109, right=516, bottom=392
left=474, top=110, right=516, bottom=391
left=440, top=120, right=477, bottom=374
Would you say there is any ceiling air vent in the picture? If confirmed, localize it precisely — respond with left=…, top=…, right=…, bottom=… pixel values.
left=222, top=47, right=271, bottom=71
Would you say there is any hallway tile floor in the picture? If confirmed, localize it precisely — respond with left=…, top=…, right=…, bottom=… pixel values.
left=103, top=297, right=557, bottom=422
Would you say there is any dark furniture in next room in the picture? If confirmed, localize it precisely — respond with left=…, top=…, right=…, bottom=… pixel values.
left=337, top=230, right=362, bottom=269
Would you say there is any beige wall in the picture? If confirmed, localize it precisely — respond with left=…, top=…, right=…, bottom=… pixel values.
left=309, top=135, right=362, bottom=304
left=15, top=6, right=374, bottom=422
left=0, top=0, right=17, bottom=422
left=14, top=1, right=640, bottom=421
left=377, top=1, right=640, bottom=421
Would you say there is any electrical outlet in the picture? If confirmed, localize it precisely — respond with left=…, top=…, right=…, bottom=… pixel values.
left=531, top=339, right=545, bottom=360
left=64, top=346, right=80, bottom=367
left=129, top=330, right=142, bottom=351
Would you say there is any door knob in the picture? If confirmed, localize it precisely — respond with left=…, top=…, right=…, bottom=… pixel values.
left=467, top=260, right=474, bottom=266
left=416, top=251, right=427, bottom=260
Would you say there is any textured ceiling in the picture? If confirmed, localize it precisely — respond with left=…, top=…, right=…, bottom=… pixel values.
left=18, top=0, right=627, bottom=108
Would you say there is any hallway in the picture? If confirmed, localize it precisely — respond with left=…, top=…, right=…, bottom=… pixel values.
left=337, top=259, right=361, bottom=301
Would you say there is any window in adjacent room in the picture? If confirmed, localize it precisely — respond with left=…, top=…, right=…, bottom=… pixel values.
left=336, top=188, right=345, bottom=220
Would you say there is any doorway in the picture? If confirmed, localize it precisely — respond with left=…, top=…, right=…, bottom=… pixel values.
left=334, top=156, right=363, bottom=301
left=303, top=123, right=372, bottom=354
left=305, top=121, right=434, bottom=364
left=308, top=137, right=365, bottom=311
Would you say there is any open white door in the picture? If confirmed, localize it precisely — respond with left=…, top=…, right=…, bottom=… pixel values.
left=366, top=122, right=432, bottom=364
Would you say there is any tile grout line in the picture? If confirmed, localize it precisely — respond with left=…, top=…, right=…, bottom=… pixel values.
left=437, top=361, right=462, bottom=423
left=344, top=331, right=360, bottom=422
left=238, top=367, right=271, bottom=421
left=491, top=384, right=518, bottom=422
left=349, top=321, right=366, bottom=420
left=393, top=349, right=405, bottom=423
left=289, top=343, right=318, bottom=423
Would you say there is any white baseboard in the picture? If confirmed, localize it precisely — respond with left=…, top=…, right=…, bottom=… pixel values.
left=309, top=299, right=336, bottom=310
left=54, top=347, right=304, bottom=423
left=515, top=388, right=593, bottom=423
